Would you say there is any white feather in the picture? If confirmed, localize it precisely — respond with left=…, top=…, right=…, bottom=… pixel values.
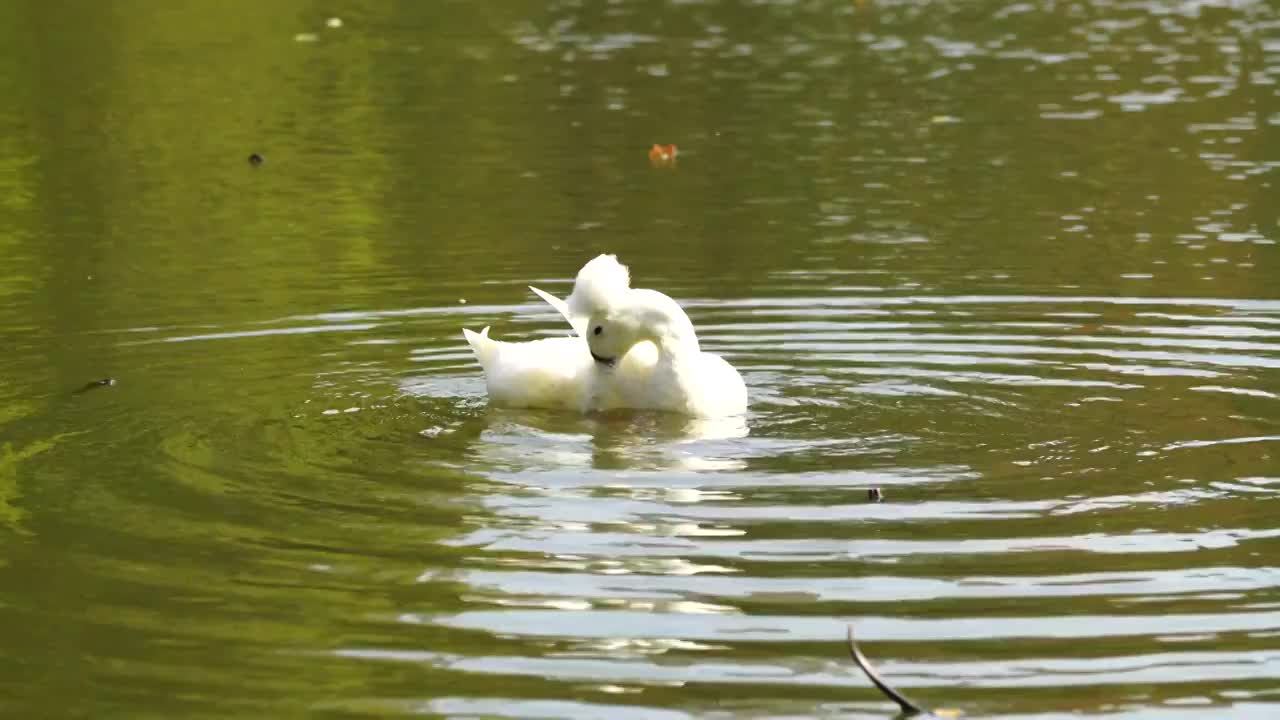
left=463, top=255, right=747, bottom=417
left=565, top=254, right=631, bottom=319
left=529, top=285, right=586, bottom=337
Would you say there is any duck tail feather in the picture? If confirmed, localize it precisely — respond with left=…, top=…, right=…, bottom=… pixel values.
left=463, top=326, right=497, bottom=368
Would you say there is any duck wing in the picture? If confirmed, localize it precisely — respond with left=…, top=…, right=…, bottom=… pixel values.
left=529, top=285, right=588, bottom=336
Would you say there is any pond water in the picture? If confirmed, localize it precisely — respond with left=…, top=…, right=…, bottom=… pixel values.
left=2, top=0, right=1279, bottom=717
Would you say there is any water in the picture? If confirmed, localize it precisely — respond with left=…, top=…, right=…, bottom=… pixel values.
left=2, top=0, right=1279, bottom=717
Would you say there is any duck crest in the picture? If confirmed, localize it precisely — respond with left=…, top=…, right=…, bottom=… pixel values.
left=566, top=254, right=631, bottom=319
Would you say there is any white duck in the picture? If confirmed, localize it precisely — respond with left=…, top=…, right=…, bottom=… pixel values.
left=463, top=255, right=747, bottom=417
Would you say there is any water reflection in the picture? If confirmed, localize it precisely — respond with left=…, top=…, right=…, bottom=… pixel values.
left=409, top=403, right=750, bottom=470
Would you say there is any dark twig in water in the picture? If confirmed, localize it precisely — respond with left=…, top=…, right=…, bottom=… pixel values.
left=847, top=625, right=930, bottom=717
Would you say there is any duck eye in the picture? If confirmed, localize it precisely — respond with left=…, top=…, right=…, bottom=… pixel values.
left=593, top=325, right=603, bottom=336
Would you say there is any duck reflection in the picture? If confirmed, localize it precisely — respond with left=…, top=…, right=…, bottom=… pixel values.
left=455, top=408, right=750, bottom=475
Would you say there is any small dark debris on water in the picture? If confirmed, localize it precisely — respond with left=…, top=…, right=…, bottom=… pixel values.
left=73, top=377, right=116, bottom=395
left=248, top=153, right=264, bottom=166
left=867, top=487, right=883, bottom=502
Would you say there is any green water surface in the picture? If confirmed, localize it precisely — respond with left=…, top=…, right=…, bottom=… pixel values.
left=2, top=1, right=1279, bottom=718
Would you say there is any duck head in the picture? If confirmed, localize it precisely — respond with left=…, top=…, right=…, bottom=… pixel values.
left=560, top=255, right=701, bottom=366
left=584, top=289, right=700, bottom=367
